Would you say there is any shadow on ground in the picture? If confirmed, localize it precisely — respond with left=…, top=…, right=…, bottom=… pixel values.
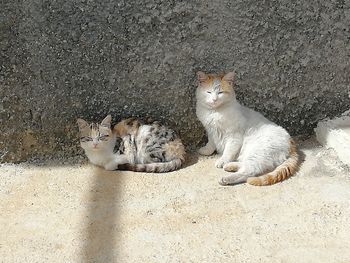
left=80, top=167, right=124, bottom=262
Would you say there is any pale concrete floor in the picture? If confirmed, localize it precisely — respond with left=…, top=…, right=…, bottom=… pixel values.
left=1, top=137, right=350, bottom=263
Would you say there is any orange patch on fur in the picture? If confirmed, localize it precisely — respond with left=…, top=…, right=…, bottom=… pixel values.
left=223, top=162, right=239, bottom=172
left=220, top=79, right=233, bottom=93
left=247, top=139, right=299, bottom=186
left=164, top=138, right=186, bottom=162
left=113, top=122, right=128, bottom=137
left=199, top=74, right=233, bottom=93
left=113, top=118, right=141, bottom=137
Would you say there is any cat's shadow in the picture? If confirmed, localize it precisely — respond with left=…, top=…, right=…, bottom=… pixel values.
left=292, top=137, right=307, bottom=178
left=292, top=147, right=306, bottom=178
left=182, top=152, right=199, bottom=169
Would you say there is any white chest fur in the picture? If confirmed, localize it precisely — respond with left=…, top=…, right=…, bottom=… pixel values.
left=196, top=103, right=243, bottom=154
left=85, top=150, right=114, bottom=167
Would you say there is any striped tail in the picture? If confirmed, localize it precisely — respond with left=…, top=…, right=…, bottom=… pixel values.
left=120, top=158, right=183, bottom=173
left=247, top=139, right=299, bottom=186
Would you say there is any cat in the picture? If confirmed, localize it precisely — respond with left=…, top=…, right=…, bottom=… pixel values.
left=195, top=71, right=298, bottom=186
left=77, top=115, right=129, bottom=171
left=113, top=117, right=185, bottom=172
left=77, top=115, right=185, bottom=172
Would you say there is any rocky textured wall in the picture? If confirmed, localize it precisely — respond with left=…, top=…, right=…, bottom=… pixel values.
left=1, top=0, right=349, bottom=162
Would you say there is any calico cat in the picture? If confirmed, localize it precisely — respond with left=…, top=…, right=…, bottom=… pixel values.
left=77, top=115, right=128, bottom=171
left=77, top=115, right=185, bottom=172
left=113, top=117, right=185, bottom=172
left=196, top=71, right=298, bottom=186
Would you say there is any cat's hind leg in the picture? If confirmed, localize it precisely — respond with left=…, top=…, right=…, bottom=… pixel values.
left=219, top=164, right=258, bottom=186
left=223, top=161, right=241, bottom=172
left=219, top=172, right=248, bottom=185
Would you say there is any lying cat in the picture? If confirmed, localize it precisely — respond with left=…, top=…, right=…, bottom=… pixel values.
left=77, top=115, right=185, bottom=172
left=195, top=71, right=298, bottom=186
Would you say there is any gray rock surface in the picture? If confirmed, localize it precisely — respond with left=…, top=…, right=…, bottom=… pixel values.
left=1, top=0, right=350, bottom=162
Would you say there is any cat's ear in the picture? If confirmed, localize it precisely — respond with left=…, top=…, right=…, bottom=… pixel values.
left=223, top=71, right=234, bottom=84
left=101, top=115, right=112, bottom=128
left=77, top=118, right=89, bottom=131
left=197, top=71, right=208, bottom=83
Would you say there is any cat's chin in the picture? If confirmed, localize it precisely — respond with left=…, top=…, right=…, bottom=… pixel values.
left=208, top=103, right=222, bottom=109
left=85, top=147, right=101, bottom=152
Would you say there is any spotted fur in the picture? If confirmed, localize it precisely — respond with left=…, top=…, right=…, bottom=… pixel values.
left=113, top=118, right=185, bottom=172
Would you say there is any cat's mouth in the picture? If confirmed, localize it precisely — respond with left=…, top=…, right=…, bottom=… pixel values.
left=209, top=102, right=220, bottom=108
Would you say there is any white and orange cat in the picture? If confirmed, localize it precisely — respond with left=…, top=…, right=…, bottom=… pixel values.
left=196, top=71, right=298, bottom=186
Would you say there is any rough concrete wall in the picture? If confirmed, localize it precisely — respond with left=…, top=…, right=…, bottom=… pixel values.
left=1, top=0, right=349, bottom=162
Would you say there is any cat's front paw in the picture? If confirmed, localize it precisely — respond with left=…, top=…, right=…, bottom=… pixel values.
left=104, top=162, right=119, bottom=171
left=198, top=146, right=214, bottom=156
left=215, top=158, right=229, bottom=168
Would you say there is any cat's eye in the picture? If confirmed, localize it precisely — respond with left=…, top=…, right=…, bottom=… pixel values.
left=99, top=135, right=109, bottom=141
left=80, top=137, right=92, bottom=142
left=218, top=91, right=223, bottom=94
left=207, top=91, right=212, bottom=94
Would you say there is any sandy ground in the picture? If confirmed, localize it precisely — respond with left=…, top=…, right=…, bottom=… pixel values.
left=1, top=137, right=350, bottom=263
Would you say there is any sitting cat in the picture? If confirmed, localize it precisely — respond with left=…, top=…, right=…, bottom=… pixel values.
left=77, top=115, right=185, bottom=172
left=195, top=71, right=298, bottom=186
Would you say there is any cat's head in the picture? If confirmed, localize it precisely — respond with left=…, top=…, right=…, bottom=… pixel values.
left=77, top=115, right=114, bottom=151
left=196, top=71, right=235, bottom=109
